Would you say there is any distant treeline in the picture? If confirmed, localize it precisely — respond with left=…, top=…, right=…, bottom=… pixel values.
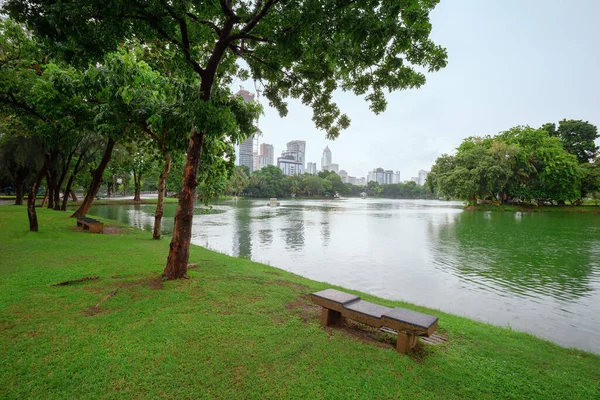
left=214, top=165, right=432, bottom=199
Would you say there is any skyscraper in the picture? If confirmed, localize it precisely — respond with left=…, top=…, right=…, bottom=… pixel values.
left=307, top=162, right=317, bottom=174
left=285, top=140, right=306, bottom=168
left=321, top=146, right=332, bottom=171
left=259, top=143, right=274, bottom=169
left=236, top=89, right=256, bottom=173
left=418, top=170, right=429, bottom=186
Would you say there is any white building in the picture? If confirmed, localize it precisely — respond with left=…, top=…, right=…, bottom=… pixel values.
left=285, top=140, right=306, bottom=168
left=327, top=163, right=339, bottom=173
left=367, top=167, right=386, bottom=184
left=321, top=146, right=332, bottom=171
left=418, top=170, right=429, bottom=186
left=384, top=170, right=394, bottom=185
left=277, top=155, right=304, bottom=176
left=338, top=170, right=348, bottom=182
left=393, top=171, right=401, bottom=184
left=306, top=162, right=317, bottom=175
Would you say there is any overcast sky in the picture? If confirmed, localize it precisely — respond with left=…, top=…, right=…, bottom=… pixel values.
left=235, top=0, right=600, bottom=179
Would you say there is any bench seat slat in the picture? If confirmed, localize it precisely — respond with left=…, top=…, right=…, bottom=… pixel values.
left=344, top=300, right=391, bottom=319
left=311, top=289, right=360, bottom=306
left=382, top=308, right=438, bottom=330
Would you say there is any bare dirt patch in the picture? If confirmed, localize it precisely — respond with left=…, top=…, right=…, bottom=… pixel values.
left=285, top=294, right=320, bottom=323
left=274, top=279, right=309, bottom=292
left=102, top=225, right=123, bottom=235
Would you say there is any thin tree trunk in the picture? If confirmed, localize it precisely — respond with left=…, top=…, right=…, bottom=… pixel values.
left=28, top=156, right=51, bottom=232
left=61, top=153, right=84, bottom=211
left=163, top=130, right=204, bottom=279
left=133, top=170, right=142, bottom=203
left=71, top=137, right=115, bottom=218
left=153, top=151, right=171, bottom=240
left=46, top=165, right=58, bottom=209
left=15, top=177, right=26, bottom=206
left=61, top=177, right=76, bottom=211
left=40, top=186, right=49, bottom=208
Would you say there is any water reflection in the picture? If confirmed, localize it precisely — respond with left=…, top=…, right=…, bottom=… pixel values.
left=282, top=207, right=305, bottom=251
left=232, top=202, right=252, bottom=258
left=429, top=211, right=597, bottom=302
left=319, top=207, right=330, bottom=246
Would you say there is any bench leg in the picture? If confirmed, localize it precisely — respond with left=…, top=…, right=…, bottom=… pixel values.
left=321, top=308, right=341, bottom=327
left=396, top=332, right=418, bottom=354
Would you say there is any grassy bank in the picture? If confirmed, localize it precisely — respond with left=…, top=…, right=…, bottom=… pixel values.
left=467, top=204, right=600, bottom=213
left=0, top=207, right=598, bottom=399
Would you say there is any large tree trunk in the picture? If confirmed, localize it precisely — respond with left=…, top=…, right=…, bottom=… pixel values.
left=133, top=170, right=142, bottom=203
left=71, top=137, right=115, bottom=218
left=163, top=131, right=204, bottom=279
left=28, top=156, right=51, bottom=232
left=153, top=151, right=171, bottom=240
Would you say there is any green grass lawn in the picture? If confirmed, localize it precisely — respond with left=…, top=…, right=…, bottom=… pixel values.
left=1, top=206, right=599, bottom=399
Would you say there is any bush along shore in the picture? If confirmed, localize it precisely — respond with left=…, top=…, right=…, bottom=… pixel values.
left=0, top=206, right=599, bottom=399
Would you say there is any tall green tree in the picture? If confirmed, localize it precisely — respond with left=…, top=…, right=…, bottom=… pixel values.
left=541, top=119, right=599, bottom=164
left=7, top=0, right=448, bottom=279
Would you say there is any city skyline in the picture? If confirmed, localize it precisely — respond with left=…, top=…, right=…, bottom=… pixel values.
left=234, top=0, right=600, bottom=179
left=249, top=137, right=428, bottom=182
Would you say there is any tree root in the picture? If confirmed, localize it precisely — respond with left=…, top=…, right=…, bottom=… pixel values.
left=94, top=289, right=118, bottom=309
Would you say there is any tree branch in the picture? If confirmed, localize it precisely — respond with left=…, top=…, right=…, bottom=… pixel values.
left=186, top=12, right=222, bottom=35
left=156, top=0, right=205, bottom=76
left=0, top=92, right=48, bottom=122
left=240, top=0, right=279, bottom=36
left=220, top=0, right=241, bottom=22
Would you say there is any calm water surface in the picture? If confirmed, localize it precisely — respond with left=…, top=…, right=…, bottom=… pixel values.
left=90, top=198, right=600, bottom=354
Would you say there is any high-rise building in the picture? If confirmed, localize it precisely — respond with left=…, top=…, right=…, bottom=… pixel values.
left=321, top=146, right=332, bottom=171
left=277, top=155, right=305, bottom=176
left=384, top=170, right=394, bottom=185
left=285, top=140, right=306, bottom=168
left=307, top=162, right=317, bottom=175
left=393, top=171, right=401, bottom=184
left=236, top=89, right=256, bottom=173
left=328, top=163, right=339, bottom=173
left=418, top=170, right=429, bottom=186
left=253, top=151, right=259, bottom=171
left=367, top=167, right=387, bottom=184
left=259, top=143, right=274, bottom=168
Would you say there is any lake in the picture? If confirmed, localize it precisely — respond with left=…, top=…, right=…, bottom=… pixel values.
left=89, top=198, right=600, bottom=354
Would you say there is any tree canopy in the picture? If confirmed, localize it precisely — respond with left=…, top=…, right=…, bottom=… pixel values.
left=428, top=125, right=589, bottom=205
left=4, top=0, right=448, bottom=279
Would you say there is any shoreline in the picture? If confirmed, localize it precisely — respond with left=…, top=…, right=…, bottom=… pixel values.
left=466, top=204, right=600, bottom=213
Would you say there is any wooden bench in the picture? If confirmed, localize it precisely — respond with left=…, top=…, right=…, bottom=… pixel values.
left=76, top=217, right=104, bottom=233
left=311, top=289, right=438, bottom=354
